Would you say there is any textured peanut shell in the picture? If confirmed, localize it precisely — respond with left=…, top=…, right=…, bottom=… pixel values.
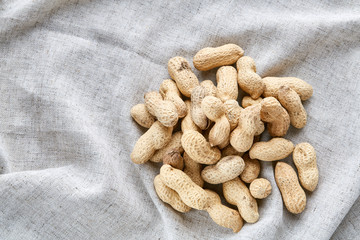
left=275, top=162, right=306, bottom=214
left=262, top=77, right=313, bottom=101
left=221, top=145, right=244, bottom=158
left=159, top=79, right=187, bottom=118
left=260, top=97, right=290, bottom=137
left=241, top=96, right=263, bottom=108
left=278, top=85, right=307, bottom=129
left=144, top=91, right=178, bottom=127
left=201, top=96, right=225, bottom=121
left=249, top=138, right=294, bottom=161
left=154, top=175, right=191, bottom=213
left=130, top=103, right=155, bottom=128
left=160, top=164, right=208, bottom=210
left=131, top=121, right=173, bottom=164
left=200, top=80, right=217, bottom=97
left=223, top=177, right=259, bottom=223
left=216, top=66, right=238, bottom=102
left=249, top=178, right=272, bottom=199
left=181, top=130, right=221, bottom=164
left=205, top=190, right=243, bottom=233
left=181, top=100, right=201, bottom=133
left=236, top=56, right=265, bottom=99
left=150, top=131, right=183, bottom=163
left=193, top=44, right=244, bottom=71
left=224, top=100, right=243, bottom=130
left=183, top=152, right=204, bottom=187
left=201, top=156, right=245, bottom=184
left=293, top=142, right=318, bottom=191
left=168, top=56, right=199, bottom=97
left=163, top=149, right=184, bottom=170
left=191, top=86, right=209, bottom=130
left=240, top=153, right=260, bottom=183
left=218, top=135, right=230, bottom=149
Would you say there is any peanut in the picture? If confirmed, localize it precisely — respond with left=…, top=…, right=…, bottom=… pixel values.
left=216, top=66, right=238, bottom=102
left=218, top=135, right=230, bottom=149
left=249, top=138, right=294, bottom=161
left=144, top=91, right=178, bottom=127
left=249, top=178, right=272, bottom=199
left=278, top=85, right=307, bottom=129
left=223, top=177, right=259, bottom=223
left=262, top=77, right=313, bottom=101
left=224, top=100, right=243, bottom=130
left=204, top=190, right=243, bottom=233
left=181, top=100, right=201, bottom=133
left=154, top=175, right=191, bottom=213
left=193, top=44, right=244, bottom=71
left=131, top=121, right=173, bottom=164
left=260, top=97, right=290, bottom=137
left=183, top=152, right=204, bottom=187
left=201, top=96, right=230, bottom=147
left=191, top=86, right=209, bottom=130
left=221, top=145, right=244, bottom=158
left=201, top=155, right=245, bottom=184
left=293, top=143, right=318, bottom=191
left=236, top=56, right=265, bottom=99
left=159, top=79, right=187, bottom=118
left=241, top=96, right=263, bottom=108
left=130, top=103, right=155, bottom=128
left=150, top=131, right=183, bottom=163
left=163, top=149, right=184, bottom=170
left=275, top=162, right=306, bottom=214
left=200, top=80, right=217, bottom=97
left=160, top=164, right=208, bottom=210
left=168, top=56, right=199, bottom=97
left=240, top=153, right=260, bottom=183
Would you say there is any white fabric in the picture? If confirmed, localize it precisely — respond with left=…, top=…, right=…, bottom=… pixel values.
left=0, top=1, right=359, bottom=239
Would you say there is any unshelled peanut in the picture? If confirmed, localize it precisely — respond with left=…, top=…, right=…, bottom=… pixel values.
left=130, top=103, right=155, bottom=128
left=216, top=66, right=238, bottom=102
left=249, top=138, right=294, bottom=161
left=237, top=56, right=264, bottom=99
left=159, top=79, right=187, bottom=118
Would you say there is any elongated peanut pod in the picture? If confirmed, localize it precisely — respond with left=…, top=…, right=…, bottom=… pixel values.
left=150, top=131, right=183, bottom=163
left=249, top=138, right=294, bottom=161
left=191, top=86, right=209, bottom=130
left=223, top=177, right=259, bottom=223
left=262, top=77, right=313, bottom=101
left=159, top=79, right=187, bottom=118
left=144, top=91, right=178, bottom=127
left=275, top=162, right=306, bottom=214
left=216, top=66, right=238, bottom=102
left=181, top=100, right=201, bottom=133
left=183, top=152, right=204, bottom=187
left=181, top=130, right=221, bottom=164
left=241, top=96, right=263, bottom=108
left=131, top=121, right=173, bottom=164
left=224, top=100, right=243, bottom=130
left=168, top=57, right=199, bottom=97
left=204, top=190, right=243, bottom=233
left=154, top=175, right=191, bottom=213
left=240, top=153, right=260, bottom=183
left=236, top=56, right=264, bottom=99
left=130, top=103, right=155, bottom=128
left=160, top=164, right=208, bottom=210
left=200, top=80, right=217, bottom=97
left=193, top=44, right=244, bottom=71
left=293, top=143, right=318, bottom=191
left=278, top=85, right=307, bottom=128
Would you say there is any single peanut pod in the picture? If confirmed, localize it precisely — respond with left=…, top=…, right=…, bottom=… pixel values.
left=262, top=77, right=313, bottom=101
left=260, top=97, right=290, bottom=137
left=131, top=121, right=173, bottom=164
left=200, top=80, right=217, bottom=97
left=163, top=149, right=184, bottom=170
left=183, top=152, right=204, bottom=187
left=181, top=100, right=201, bottom=133
left=249, top=138, right=294, bottom=161
left=240, top=153, right=260, bottom=183
left=221, top=145, right=244, bottom=158
left=204, top=190, right=243, bottom=233
left=201, top=156, right=245, bottom=184
left=159, top=79, right=187, bottom=118
left=293, top=143, right=318, bottom=192
left=223, top=177, right=259, bottom=223
left=181, top=130, right=221, bottom=164
left=130, top=103, right=156, bottom=128
left=168, top=56, right=199, bottom=97
left=275, top=162, right=306, bottom=214
left=224, top=100, right=243, bottom=130
left=144, top=91, right=178, bottom=127
left=154, top=175, right=191, bottom=213
left=249, top=178, right=272, bottom=199
left=236, top=56, right=265, bottom=99
left=191, top=86, right=209, bottom=130
left=278, top=85, right=307, bottom=129
left=216, top=66, right=238, bottom=102
left=201, top=96, right=230, bottom=147
left=241, top=96, right=263, bottom=108
left=160, top=164, right=208, bottom=210
left=193, top=44, right=244, bottom=71
left=150, top=131, right=183, bottom=163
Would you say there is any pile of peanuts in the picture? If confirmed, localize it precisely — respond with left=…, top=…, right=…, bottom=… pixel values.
left=130, top=44, right=319, bottom=233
